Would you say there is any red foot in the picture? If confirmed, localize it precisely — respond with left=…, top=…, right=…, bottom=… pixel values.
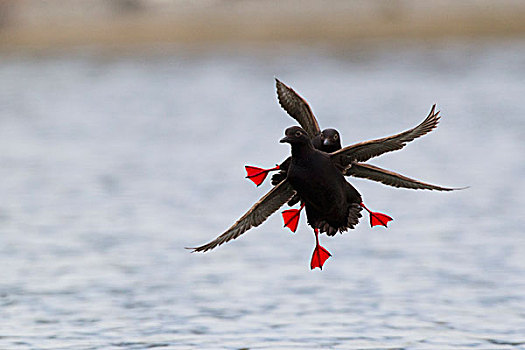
left=245, top=165, right=280, bottom=186
left=310, top=228, right=332, bottom=270
left=360, top=202, right=393, bottom=228
left=281, top=203, right=305, bottom=233
left=310, top=245, right=332, bottom=270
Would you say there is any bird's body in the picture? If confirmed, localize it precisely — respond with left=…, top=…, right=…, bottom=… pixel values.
left=281, top=126, right=363, bottom=236
left=280, top=126, right=364, bottom=268
left=270, top=128, right=341, bottom=187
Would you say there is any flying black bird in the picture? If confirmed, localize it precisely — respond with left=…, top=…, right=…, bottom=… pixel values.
left=190, top=80, right=462, bottom=269
left=280, top=126, right=364, bottom=269
left=245, top=127, right=343, bottom=231
left=246, top=79, right=452, bottom=232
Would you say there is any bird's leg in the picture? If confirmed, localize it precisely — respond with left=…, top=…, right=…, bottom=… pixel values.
left=360, top=202, right=393, bottom=228
left=244, top=165, right=280, bottom=186
left=281, top=202, right=305, bottom=233
left=310, top=228, right=332, bottom=270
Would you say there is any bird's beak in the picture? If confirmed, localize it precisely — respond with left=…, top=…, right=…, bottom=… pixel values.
left=323, top=138, right=331, bottom=146
left=280, top=136, right=292, bottom=143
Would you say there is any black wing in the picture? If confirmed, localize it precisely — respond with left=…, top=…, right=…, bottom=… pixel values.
left=275, top=78, right=321, bottom=138
left=346, top=163, right=464, bottom=191
left=190, top=180, right=296, bottom=252
left=332, top=105, right=440, bottom=166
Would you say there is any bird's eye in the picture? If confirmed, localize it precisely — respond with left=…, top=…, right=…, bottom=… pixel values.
left=295, top=131, right=302, bottom=137
left=333, top=134, right=339, bottom=140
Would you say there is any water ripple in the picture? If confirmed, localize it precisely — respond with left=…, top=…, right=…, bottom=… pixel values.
left=0, top=41, right=524, bottom=349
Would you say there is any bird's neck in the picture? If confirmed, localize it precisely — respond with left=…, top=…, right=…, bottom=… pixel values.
left=291, top=142, right=315, bottom=159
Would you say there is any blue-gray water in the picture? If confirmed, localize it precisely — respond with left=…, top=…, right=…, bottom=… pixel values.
left=0, top=41, right=524, bottom=349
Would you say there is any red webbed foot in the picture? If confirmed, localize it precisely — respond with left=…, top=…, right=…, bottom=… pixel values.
left=360, top=202, right=393, bottom=228
left=310, top=228, right=332, bottom=270
left=245, top=165, right=280, bottom=186
left=311, top=245, right=332, bottom=270
left=281, top=203, right=305, bottom=233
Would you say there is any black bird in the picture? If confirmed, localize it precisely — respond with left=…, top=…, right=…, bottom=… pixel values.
left=246, top=79, right=449, bottom=232
left=280, top=126, right=363, bottom=269
left=247, top=126, right=361, bottom=235
left=312, top=128, right=342, bottom=153
left=190, top=80, right=463, bottom=270
left=245, top=127, right=346, bottom=233
left=260, top=127, right=346, bottom=233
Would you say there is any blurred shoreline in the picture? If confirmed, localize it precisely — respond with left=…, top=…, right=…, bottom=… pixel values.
left=1, top=0, right=525, bottom=53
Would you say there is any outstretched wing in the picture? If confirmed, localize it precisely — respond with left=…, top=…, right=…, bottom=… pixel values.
left=275, top=78, right=321, bottom=137
left=346, top=162, right=464, bottom=191
left=332, top=104, right=440, bottom=166
left=190, top=180, right=296, bottom=253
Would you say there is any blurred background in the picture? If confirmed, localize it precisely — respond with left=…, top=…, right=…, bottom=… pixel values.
left=2, top=0, right=525, bottom=49
left=1, top=1, right=524, bottom=349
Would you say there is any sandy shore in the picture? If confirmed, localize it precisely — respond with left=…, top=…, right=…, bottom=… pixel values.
left=1, top=0, right=525, bottom=52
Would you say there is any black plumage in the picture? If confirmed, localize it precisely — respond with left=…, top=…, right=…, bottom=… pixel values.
left=271, top=128, right=342, bottom=187
left=190, top=180, right=296, bottom=253
left=190, top=80, right=463, bottom=255
left=275, top=78, right=453, bottom=190
left=280, top=126, right=362, bottom=236
left=312, top=128, right=342, bottom=153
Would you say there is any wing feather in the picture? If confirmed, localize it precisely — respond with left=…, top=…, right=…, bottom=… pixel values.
left=332, top=105, right=440, bottom=165
left=190, top=180, right=296, bottom=252
left=275, top=78, right=321, bottom=137
left=346, top=163, right=464, bottom=191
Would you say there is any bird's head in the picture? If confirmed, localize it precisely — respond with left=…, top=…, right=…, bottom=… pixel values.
left=280, top=126, right=311, bottom=146
left=319, top=128, right=342, bottom=153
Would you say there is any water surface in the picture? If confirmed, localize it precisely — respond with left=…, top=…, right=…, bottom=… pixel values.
left=0, top=41, right=524, bottom=349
